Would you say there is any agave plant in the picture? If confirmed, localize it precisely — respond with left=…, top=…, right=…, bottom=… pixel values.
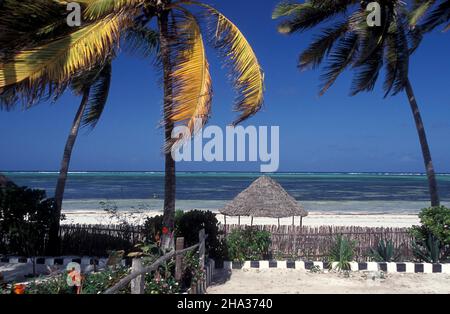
left=328, top=235, right=356, bottom=271
left=412, top=233, right=443, bottom=263
left=1, top=0, right=264, bottom=251
left=273, top=0, right=441, bottom=208
left=370, top=239, right=400, bottom=262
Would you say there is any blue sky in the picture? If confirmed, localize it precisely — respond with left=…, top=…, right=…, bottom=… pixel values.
left=1, top=0, right=449, bottom=173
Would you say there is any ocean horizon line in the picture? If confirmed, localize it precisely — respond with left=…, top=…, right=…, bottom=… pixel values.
left=3, top=170, right=450, bottom=176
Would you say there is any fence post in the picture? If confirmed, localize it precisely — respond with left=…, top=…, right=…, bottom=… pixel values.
left=175, top=237, right=185, bottom=282
left=131, top=258, right=144, bottom=294
left=199, top=229, right=205, bottom=270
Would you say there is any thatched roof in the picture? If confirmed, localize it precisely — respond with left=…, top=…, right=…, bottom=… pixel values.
left=220, top=176, right=308, bottom=218
left=0, top=173, right=16, bottom=188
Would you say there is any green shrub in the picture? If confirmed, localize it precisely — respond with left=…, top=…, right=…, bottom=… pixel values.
left=410, top=206, right=450, bottom=245
left=24, top=267, right=131, bottom=294
left=59, top=229, right=135, bottom=257
left=328, top=235, right=355, bottom=271
left=410, top=206, right=450, bottom=263
left=0, top=186, right=55, bottom=256
left=80, top=267, right=130, bottom=294
left=226, top=228, right=271, bottom=262
left=143, top=210, right=226, bottom=260
left=144, top=261, right=179, bottom=294
left=369, top=239, right=400, bottom=262
left=176, top=210, right=223, bottom=260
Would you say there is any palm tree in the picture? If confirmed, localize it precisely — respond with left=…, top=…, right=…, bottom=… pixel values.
left=410, top=0, right=449, bottom=33
left=1, top=0, right=264, bottom=248
left=273, top=0, right=440, bottom=207
left=47, top=61, right=113, bottom=254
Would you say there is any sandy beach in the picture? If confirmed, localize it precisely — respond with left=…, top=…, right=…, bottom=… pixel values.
left=208, top=269, right=450, bottom=294
left=61, top=210, right=420, bottom=228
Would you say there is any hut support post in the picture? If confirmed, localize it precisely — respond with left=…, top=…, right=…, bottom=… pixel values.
left=251, top=216, right=253, bottom=226
left=300, top=216, right=303, bottom=228
left=293, top=219, right=297, bottom=258
left=277, top=218, right=280, bottom=228
left=224, top=215, right=227, bottom=235
left=238, top=216, right=240, bottom=226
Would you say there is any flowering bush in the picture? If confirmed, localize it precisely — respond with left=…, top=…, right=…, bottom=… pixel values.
left=9, top=267, right=131, bottom=294
left=182, top=251, right=205, bottom=288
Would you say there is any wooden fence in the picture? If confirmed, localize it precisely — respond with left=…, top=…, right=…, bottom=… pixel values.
left=222, top=225, right=414, bottom=261
left=59, top=224, right=145, bottom=256
left=104, top=229, right=212, bottom=294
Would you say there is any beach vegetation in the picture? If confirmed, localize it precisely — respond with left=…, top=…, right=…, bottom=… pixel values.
left=410, top=206, right=450, bottom=262
left=0, top=186, right=55, bottom=257
left=181, top=251, right=206, bottom=289
left=327, top=235, right=356, bottom=271
left=226, top=228, right=271, bottom=262
left=21, top=266, right=131, bottom=294
left=177, top=210, right=223, bottom=259
left=412, top=233, right=445, bottom=263
left=411, top=206, right=450, bottom=246
left=143, top=210, right=225, bottom=260
left=369, top=239, right=401, bottom=262
left=272, top=0, right=441, bottom=208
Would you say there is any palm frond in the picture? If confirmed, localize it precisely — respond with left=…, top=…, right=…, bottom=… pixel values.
left=274, top=1, right=352, bottom=34
left=391, top=15, right=410, bottom=95
left=0, top=13, right=130, bottom=105
left=81, top=61, right=112, bottom=129
left=123, top=25, right=159, bottom=58
left=319, top=33, right=358, bottom=96
left=299, top=21, right=348, bottom=71
left=410, top=0, right=436, bottom=26
left=207, top=7, right=264, bottom=125
left=80, top=0, right=145, bottom=20
left=0, top=0, right=70, bottom=53
left=272, top=2, right=304, bottom=19
left=350, top=45, right=383, bottom=95
left=168, top=9, right=212, bottom=150
left=420, top=0, right=450, bottom=32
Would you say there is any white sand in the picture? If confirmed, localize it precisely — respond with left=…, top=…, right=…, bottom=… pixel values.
left=61, top=210, right=420, bottom=228
left=208, top=269, right=450, bottom=294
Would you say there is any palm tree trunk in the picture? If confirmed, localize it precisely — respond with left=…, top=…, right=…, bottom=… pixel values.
left=405, top=79, right=440, bottom=207
left=47, top=89, right=90, bottom=255
left=158, top=7, right=176, bottom=249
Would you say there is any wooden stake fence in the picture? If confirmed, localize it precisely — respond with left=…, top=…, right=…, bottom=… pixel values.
left=222, top=224, right=414, bottom=261
left=104, top=229, right=211, bottom=294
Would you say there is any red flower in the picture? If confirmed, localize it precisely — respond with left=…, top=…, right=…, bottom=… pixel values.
left=13, top=284, right=25, bottom=295
left=162, top=227, right=169, bottom=235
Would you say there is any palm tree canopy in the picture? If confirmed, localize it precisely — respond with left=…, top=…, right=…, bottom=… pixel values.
left=0, top=0, right=265, bottom=149
left=273, top=0, right=419, bottom=97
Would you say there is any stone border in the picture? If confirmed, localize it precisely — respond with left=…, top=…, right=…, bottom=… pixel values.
left=0, top=256, right=110, bottom=266
left=217, top=261, right=450, bottom=274
left=3, top=257, right=449, bottom=274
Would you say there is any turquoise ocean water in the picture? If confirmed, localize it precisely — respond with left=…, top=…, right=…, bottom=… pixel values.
left=4, top=172, right=450, bottom=214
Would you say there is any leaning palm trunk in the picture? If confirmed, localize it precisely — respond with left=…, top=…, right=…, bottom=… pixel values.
left=405, top=79, right=440, bottom=207
left=47, top=89, right=90, bottom=255
left=159, top=10, right=176, bottom=250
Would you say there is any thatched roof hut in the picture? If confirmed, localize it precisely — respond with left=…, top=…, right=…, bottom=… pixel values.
left=220, top=176, right=307, bottom=225
left=0, top=173, right=15, bottom=188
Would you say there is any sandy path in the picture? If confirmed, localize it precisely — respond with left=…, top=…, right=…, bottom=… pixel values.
left=207, top=269, right=450, bottom=294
